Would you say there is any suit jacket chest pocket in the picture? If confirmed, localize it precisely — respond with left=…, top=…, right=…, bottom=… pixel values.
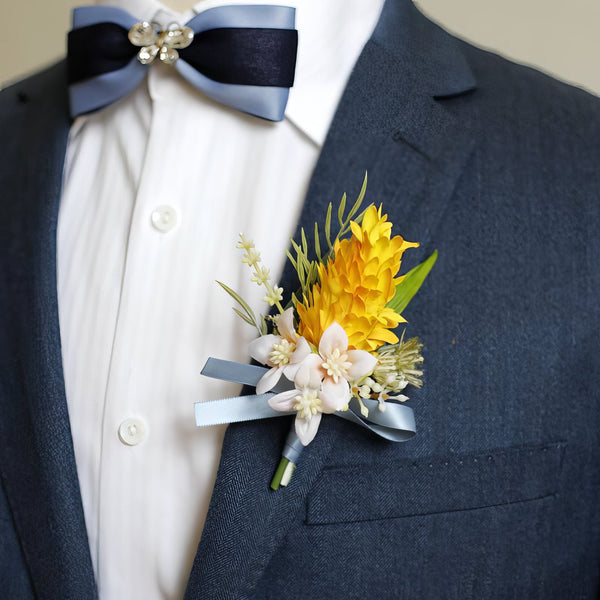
left=295, top=443, right=569, bottom=598
left=306, top=442, right=565, bottom=525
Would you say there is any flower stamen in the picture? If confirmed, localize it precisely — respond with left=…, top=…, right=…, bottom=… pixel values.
left=321, top=348, right=352, bottom=383
left=293, top=389, right=322, bottom=420
left=268, top=338, right=297, bottom=367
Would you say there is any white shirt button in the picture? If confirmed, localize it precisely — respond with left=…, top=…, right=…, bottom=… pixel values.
left=150, top=205, right=178, bottom=232
left=118, top=418, right=148, bottom=446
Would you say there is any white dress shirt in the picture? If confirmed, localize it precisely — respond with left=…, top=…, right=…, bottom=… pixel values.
left=57, top=0, right=384, bottom=597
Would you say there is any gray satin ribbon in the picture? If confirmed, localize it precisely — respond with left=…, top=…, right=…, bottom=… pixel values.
left=69, top=5, right=296, bottom=120
left=196, top=358, right=417, bottom=443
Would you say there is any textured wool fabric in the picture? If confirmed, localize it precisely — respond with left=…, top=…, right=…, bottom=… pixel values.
left=1, top=0, right=599, bottom=598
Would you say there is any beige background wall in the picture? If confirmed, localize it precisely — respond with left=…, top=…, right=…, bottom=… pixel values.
left=1, top=0, right=599, bottom=96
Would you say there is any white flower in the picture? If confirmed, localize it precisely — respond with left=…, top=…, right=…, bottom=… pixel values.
left=315, top=321, right=377, bottom=410
left=268, top=354, right=340, bottom=445
left=267, top=322, right=377, bottom=446
left=248, top=308, right=311, bottom=394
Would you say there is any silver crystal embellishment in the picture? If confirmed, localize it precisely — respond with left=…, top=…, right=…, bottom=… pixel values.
left=128, top=21, right=194, bottom=66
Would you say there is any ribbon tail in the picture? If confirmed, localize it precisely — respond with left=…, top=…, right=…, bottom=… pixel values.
left=201, top=357, right=266, bottom=387
left=175, top=60, right=290, bottom=121
left=195, top=393, right=293, bottom=426
left=338, top=397, right=416, bottom=441
left=69, top=58, right=147, bottom=117
left=185, top=5, right=295, bottom=32
left=201, top=357, right=293, bottom=393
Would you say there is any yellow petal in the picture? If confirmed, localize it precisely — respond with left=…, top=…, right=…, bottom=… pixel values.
left=297, top=207, right=417, bottom=350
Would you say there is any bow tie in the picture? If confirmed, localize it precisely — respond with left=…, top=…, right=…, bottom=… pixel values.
left=67, top=5, right=298, bottom=121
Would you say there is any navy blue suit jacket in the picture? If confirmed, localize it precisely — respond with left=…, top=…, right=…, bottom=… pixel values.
left=1, top=1, right=599, bottom=598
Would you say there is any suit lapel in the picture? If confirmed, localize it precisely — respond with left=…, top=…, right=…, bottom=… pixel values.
left=187, top=1, right=476, bottom=598
left=282, top=0, right=477, bottom=284
left=0, top=63, right=97, bottom=598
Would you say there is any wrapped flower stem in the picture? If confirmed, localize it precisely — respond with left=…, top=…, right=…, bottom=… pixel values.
left=270, top=427, right=304, bottom=489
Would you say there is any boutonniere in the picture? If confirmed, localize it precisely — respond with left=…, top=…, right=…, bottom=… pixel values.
left=196, top=175, right=437, bottom=489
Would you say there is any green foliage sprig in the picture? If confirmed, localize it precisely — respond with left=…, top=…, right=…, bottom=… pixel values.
left=289, top=172, right=370, bottom=306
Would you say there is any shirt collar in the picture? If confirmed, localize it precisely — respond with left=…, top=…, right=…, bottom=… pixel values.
left=285, top=0, right=385, bottom=146
left=94, top=0, right=385, bottom=146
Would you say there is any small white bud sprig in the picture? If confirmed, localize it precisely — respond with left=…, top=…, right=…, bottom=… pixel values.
left=237, top=234, right=285, bottom=314
left=373, top=335, right=424, bottom=393
left=216, top=234, right=287, bottom=337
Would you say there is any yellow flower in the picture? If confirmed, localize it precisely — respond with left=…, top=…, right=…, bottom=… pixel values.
left=296, top=205, right=418, bottom=351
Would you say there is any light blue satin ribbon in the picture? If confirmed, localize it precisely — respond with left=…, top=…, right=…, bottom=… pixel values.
left=196, top=358, right=417, bottom=443
left=69, top=5, right=296, bottom=120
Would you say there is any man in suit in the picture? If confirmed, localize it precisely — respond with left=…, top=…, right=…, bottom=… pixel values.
left=1, top=0, right=599, bottom=598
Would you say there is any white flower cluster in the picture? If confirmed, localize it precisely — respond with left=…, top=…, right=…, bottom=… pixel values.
left=251, top=309, right=376, bottom=446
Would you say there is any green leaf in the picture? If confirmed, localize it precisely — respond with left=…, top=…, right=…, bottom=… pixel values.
left=289, top=240, right=307, bottom=288
left=314, top=222, right=322, bottom=262
left=306, top=261, right=319, bottom=290
left=217, top=281, right=261, bottom=333
left=290, top=238, right=302, bottom=257
left=354, top=206, right=369, bottom=226
left=297, top=264, right=305, bottom=289
left=301, top=227, right=308, bottom=255
left=286, top=249, right=298, bottom=271
left=347, top=172, right=368, bottom=220
left=233, top=307, right=256, bottom=327
left=259, top=314, right=268, bottom=336
left=386, top=250, right=438, bottom=315
left=337, top=193, right=347, bottom=226
left=334, top=173, right=370, bottom=242
left=325, top=202, right=332, bottom=249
